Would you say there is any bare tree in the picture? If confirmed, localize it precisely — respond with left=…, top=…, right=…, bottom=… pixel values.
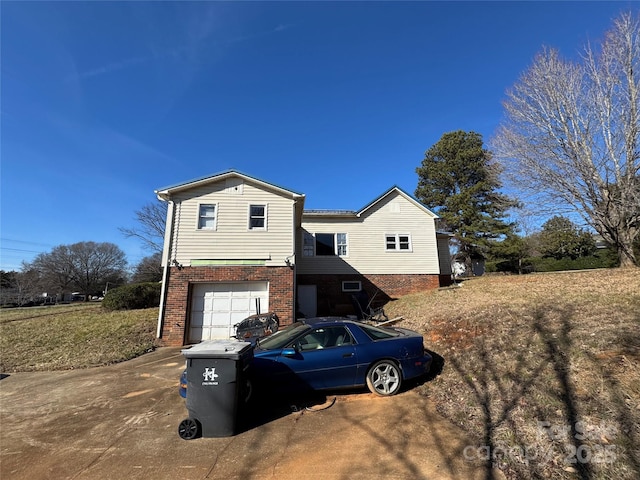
left=131, top=252, right=163, bottom=283
left=30, top=245, right=76, bottom=297
left=119, top=201, right=167, bottom=254
left=14, top=268, right=43, bottom=305
left=493, top=12, right=640, bottom=267
left=30, top=242, right=128, bottom=299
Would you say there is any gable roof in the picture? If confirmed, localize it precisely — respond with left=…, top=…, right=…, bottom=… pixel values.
left=303, top=186, right=438, bottom=219
left=357, top=186, right=438, bottom=218
left=154, top=169, right=305, bottom=200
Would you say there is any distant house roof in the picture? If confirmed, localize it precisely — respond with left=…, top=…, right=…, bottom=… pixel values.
left=154, top=169, right=305, bottom=200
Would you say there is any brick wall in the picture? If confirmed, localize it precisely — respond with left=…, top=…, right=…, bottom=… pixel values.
left=296, top=273, right=442, bottom=317
left=159, top=265, right=294, bottom=346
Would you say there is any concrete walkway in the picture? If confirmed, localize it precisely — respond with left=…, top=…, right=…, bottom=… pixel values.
left=1, top=347, right=494, bottom=480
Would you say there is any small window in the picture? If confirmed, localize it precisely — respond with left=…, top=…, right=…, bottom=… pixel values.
left=337, top=233, right=348, bottom=256
left=303, top=231, right=315, bottom=256
left=198, top=204, right=217, bottom=230
left=249, top=204, right=267, bottom=230
left=385, top=234, right=412, bottom=251
left=342, top=281, right=361, bottom=292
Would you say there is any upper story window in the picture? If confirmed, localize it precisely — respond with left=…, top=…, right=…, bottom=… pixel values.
left=303, top=231, right=315, bottom=256
left=385, top=234, right=412, bottom=251
left=198, top=204, right=217, bottom=230
left=313, top=233, right=348, bottom=256
left=336, top=233, right=348, bottom=256
left=249, top=204, right=267, bottom=230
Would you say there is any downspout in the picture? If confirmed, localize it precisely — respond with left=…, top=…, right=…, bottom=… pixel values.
left=156, top=198, right=175, bottom=339
left=157, top=259, right=170, bottom=339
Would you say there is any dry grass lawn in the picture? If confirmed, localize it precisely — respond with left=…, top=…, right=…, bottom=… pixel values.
left=386, top=268, right=640, bottom=480
left=1, top=269, right=638, bottom=479
left=0, top=303, right=158, bottom=372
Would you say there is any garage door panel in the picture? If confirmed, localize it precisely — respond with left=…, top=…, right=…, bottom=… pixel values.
left=189, top=282, right=269, bottom=342
left=231, top=297, right=252, bottom=311
left=212, top=297, right=231, bottom=311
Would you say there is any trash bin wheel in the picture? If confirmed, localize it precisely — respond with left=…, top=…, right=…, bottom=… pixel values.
left=178, top=418, right=200, bottom=440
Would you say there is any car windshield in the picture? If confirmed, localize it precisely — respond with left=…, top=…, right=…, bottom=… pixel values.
left=257, top=322, right=310, bottom=350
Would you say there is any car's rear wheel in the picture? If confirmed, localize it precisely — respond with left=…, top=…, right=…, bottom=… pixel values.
left=366, top=360, right=402, bottom=396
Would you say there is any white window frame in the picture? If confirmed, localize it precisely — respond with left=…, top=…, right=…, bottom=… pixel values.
left=197, top=204, right=217, bottom=230
left=336, top=233, right=348, bottom=256
left=248, top=204, right=267, bottom=231
left=385, top=233, right=412, bottom=252
left=311, top=232, right=348, bottom=257
left=342, top=280, right=361, bottom=292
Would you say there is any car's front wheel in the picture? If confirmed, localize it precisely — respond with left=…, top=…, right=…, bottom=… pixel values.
left=366, top=360, right=402, bottom=396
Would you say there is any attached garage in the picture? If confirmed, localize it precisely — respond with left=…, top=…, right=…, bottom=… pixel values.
left=189, top=282, right=269, bottom=343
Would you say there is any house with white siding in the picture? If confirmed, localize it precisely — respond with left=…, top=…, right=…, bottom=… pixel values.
left=155, top=170, right=452, bottom=346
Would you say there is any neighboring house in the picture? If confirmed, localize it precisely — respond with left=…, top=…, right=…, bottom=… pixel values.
left=155, top=170, right=452, bottom=346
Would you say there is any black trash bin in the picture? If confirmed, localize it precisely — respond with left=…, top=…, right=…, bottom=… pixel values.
left=178, top=339, right=253, bottom=439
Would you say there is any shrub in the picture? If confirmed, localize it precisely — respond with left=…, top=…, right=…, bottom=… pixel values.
left=529, top=249, right=619, bottom=272
left=102, top=282, right=161, bottom=311
left=486, top=259, right=534, bottom=274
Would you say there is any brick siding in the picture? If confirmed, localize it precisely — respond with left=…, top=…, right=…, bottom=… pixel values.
left=296, top=273, right=443, bottom=317
left=159, top=265, right=294, bottom=346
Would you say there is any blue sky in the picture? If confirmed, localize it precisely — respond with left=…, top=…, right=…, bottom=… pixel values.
left=1, top=1, right=634, bottom=271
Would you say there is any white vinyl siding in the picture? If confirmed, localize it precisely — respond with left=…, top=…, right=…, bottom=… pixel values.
left=298, top=192, right=439, bottom=275
left=169, top=181, right=295, bottom=266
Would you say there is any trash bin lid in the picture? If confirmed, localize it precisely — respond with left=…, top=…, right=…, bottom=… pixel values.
left=182, top=339, right=253, bottom=358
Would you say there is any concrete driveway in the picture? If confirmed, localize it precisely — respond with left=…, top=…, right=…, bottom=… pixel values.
left=0, top=347, right=493, bottom=480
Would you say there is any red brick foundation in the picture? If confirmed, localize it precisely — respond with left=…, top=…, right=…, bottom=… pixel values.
left=159, top=265, right=294, bottom=346
left=296, top=273, right=442, bottom=317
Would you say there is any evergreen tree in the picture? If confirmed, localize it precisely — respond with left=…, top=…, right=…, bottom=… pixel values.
left=415, top=130, right=518, bottom=266
left=538, top=216, right=596, bottom=260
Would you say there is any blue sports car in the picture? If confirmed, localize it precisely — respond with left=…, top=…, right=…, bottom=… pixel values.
left=180, top=317, right=432, bottom=398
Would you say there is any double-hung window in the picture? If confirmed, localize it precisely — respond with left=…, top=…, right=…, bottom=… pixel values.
left=198, top=204, right=217, bottom=230
left=385, top=234, right=412, bottom=251
left=249, top=204, right=267, bottom=230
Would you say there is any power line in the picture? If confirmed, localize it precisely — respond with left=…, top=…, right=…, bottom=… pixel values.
left=0, top=238, right=53, bottom=247
left=0, top=247, right=43, bottom=254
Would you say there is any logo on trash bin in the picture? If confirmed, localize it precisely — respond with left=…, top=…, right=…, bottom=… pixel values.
left=202, top=367, right=219, bottom=386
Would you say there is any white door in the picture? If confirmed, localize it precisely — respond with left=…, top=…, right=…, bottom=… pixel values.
left=189, top=282, right=269, bottom=342
left=297, top=285, right=317, bottom=318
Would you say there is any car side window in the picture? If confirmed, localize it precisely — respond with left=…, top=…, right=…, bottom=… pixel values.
left=294, top=326, right=353, bottom=351
left=323, top=326, right=352, bottom=347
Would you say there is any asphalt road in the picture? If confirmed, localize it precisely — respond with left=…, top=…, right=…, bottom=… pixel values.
left=0, top=347, right=496, bottom=480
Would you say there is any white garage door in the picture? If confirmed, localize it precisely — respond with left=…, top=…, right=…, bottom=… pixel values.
left=189, top=282, right=269, bottom=343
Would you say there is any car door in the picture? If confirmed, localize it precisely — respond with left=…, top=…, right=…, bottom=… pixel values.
left=277, top=326, right=357, bottom=390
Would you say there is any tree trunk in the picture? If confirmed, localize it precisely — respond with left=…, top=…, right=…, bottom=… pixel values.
left=617, top=241, right=638, bottom=268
